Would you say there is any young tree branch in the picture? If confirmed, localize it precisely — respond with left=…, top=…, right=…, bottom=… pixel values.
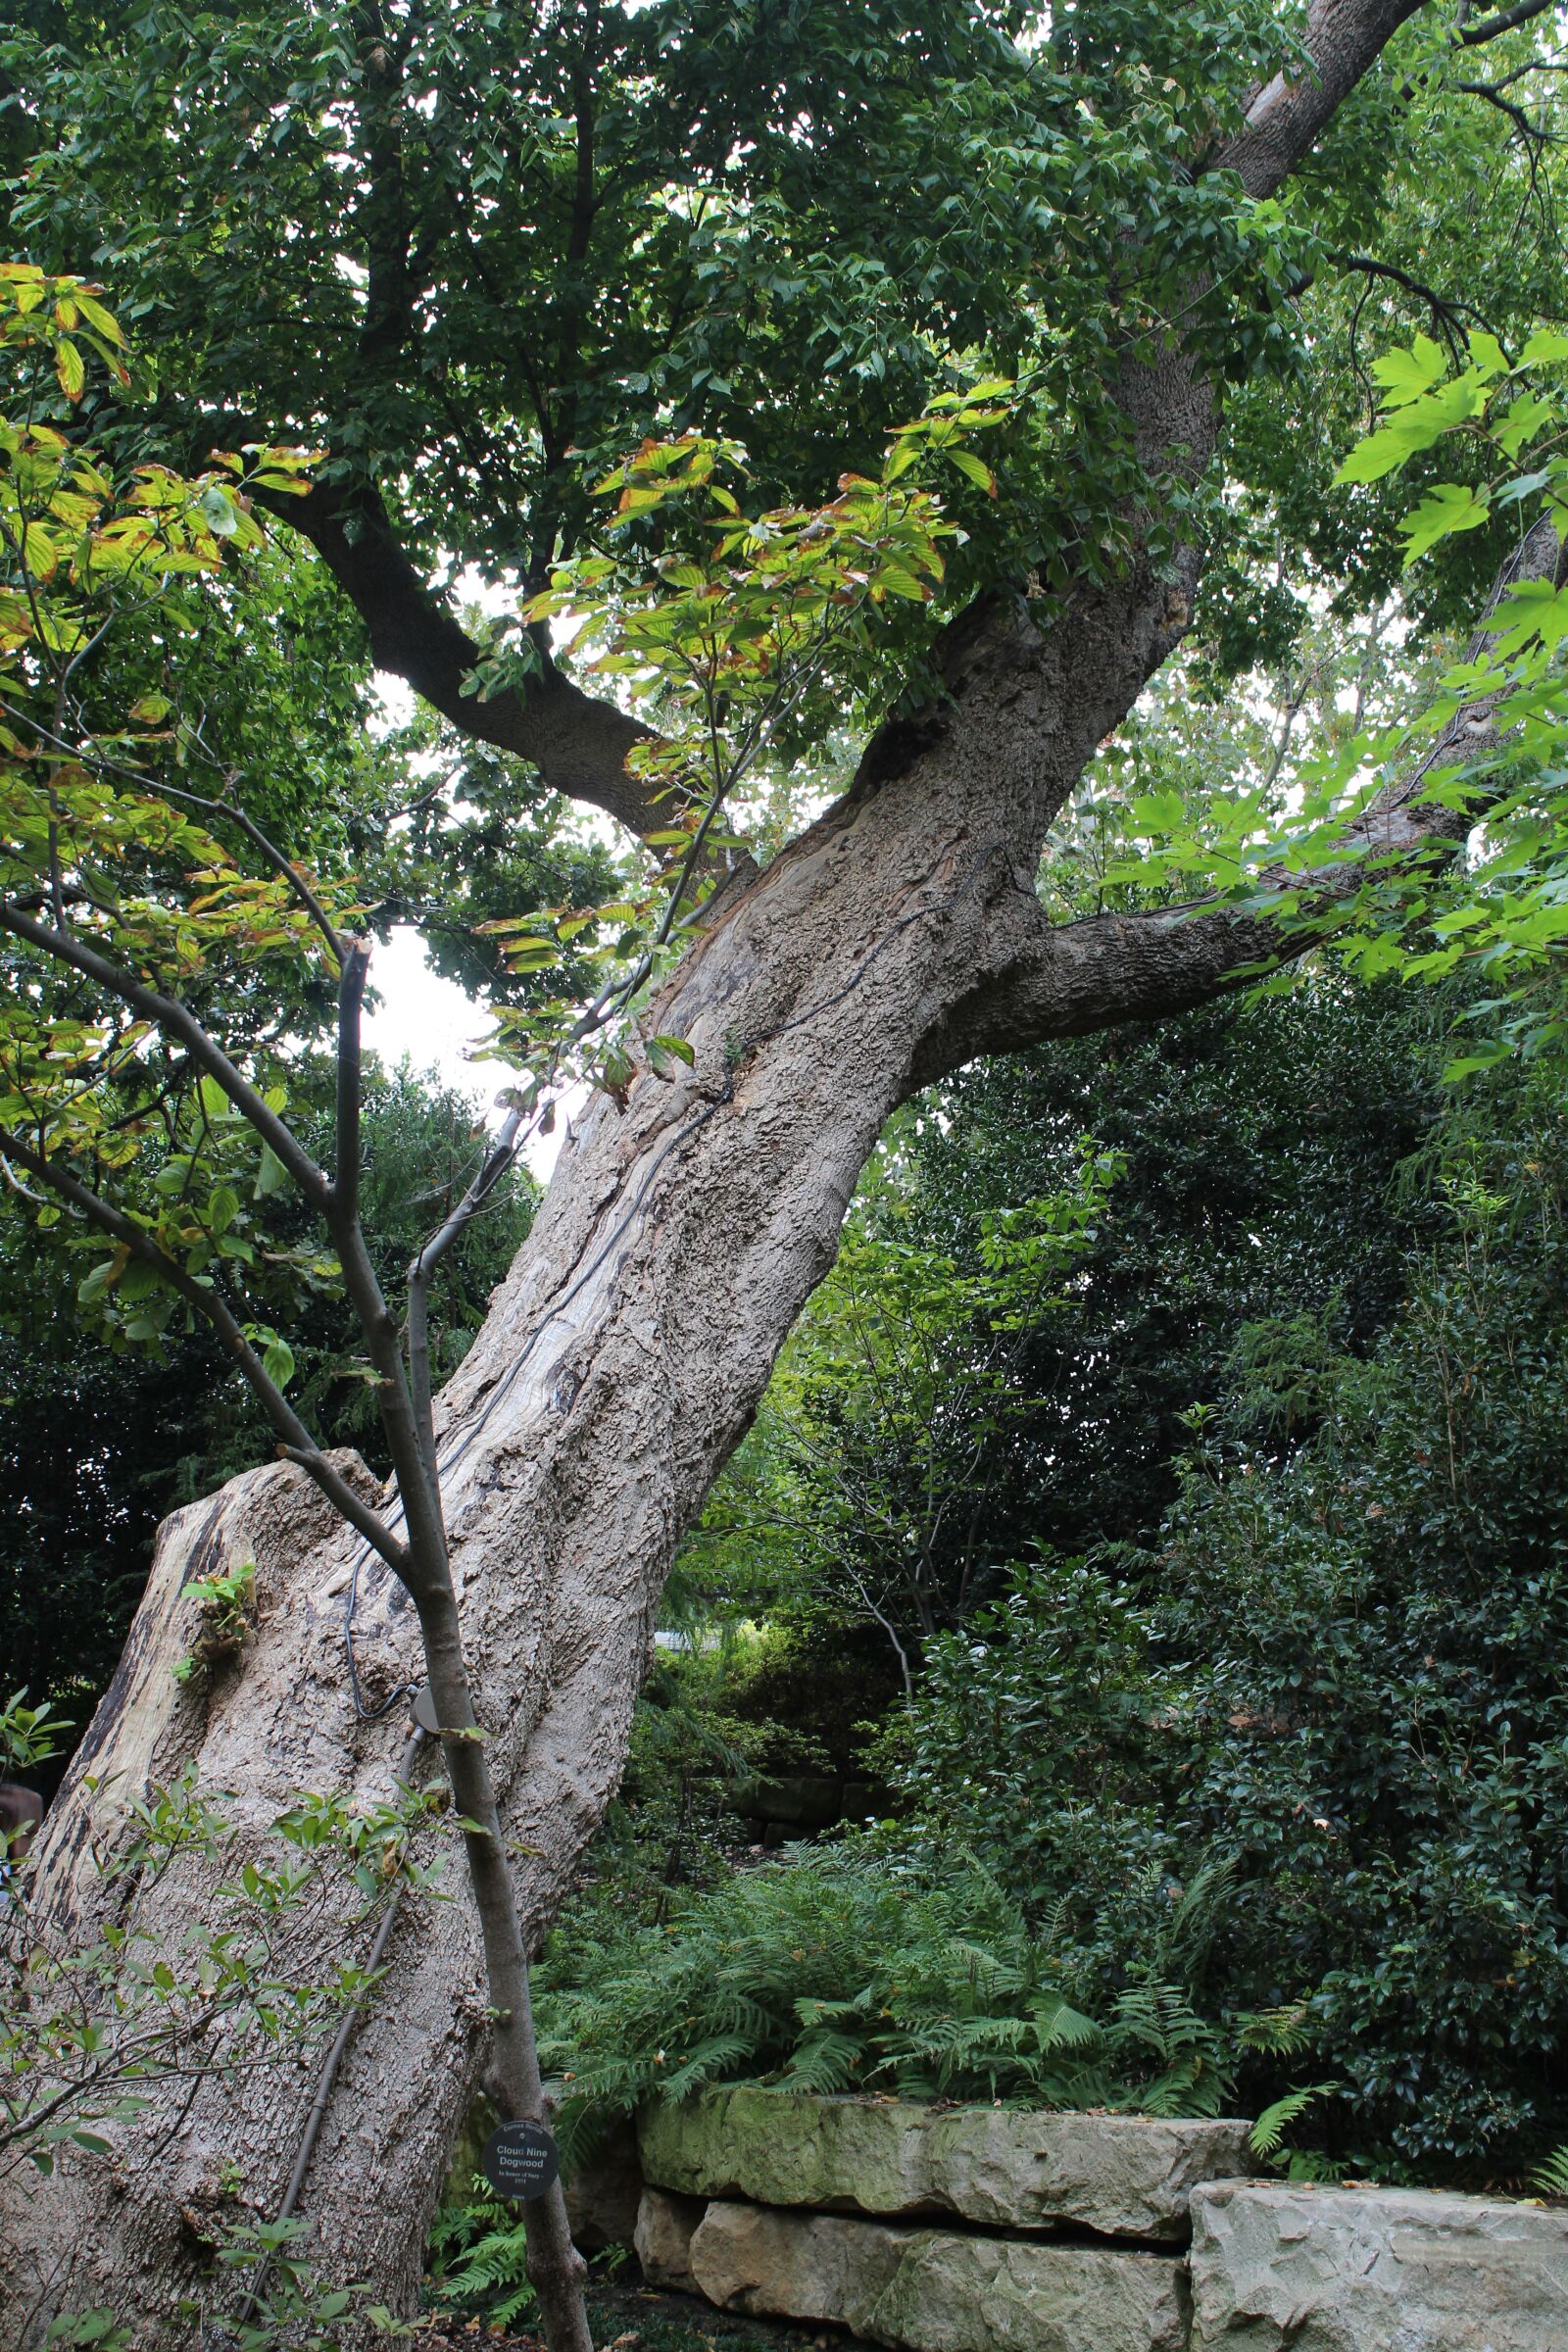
left=0, top=902, right=330, bottom=1207
left=333, top=940, right=371, bottom=1227
left=0, top=1123, right=409, bottom=1575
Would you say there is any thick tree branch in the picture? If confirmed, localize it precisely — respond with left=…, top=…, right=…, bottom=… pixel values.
left=260, top=0, right=1431, bottom=844
left=1460, top=0, right=1557, bottom=44
left=933, top=516, right=1564, bottom=1072
left=276, top=477, right=656, bottom=835
left=1216, top=0, right=1433, bottom=197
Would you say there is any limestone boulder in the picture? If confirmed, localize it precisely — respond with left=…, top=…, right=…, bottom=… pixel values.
left=688, top=2199, right=906, bottom=2324
left=686, top=2198, right=1189, bottom=2352
left=1190, top=2180, right=1568, bottom=2351
left=639, top=2086, right=1254, bottom=2239
left=634, top=2186, right=709, bottom=2292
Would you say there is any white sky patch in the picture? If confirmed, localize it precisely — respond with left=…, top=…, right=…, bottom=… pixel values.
left=361, top=922, right=490, bottom=1102
left=361, top=632, right=629, bottom=1186
left=360, top=925, right=578, bottom=1181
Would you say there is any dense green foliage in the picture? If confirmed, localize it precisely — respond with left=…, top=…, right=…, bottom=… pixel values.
left=538, top=1843, right=1253, bottom=2158
left=546, top=985, right=1568, bottom=2190
left=8, top=0, right=1562, bottom=709
left=0, top=1064, right=534, bottom=1748
left=892, top=1074, right=1568, bottom=2178
left=2, top=0, right=1305, bottom=596
left=693, top=981, right=1446, bottom=1668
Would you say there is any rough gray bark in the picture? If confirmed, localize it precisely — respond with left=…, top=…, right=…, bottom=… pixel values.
left=0, top=1, right=1478, bottom=2335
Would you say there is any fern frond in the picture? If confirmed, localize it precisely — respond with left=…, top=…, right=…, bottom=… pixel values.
left=1238, top=2002, right=1313, bottom=2056
left=1032, top=1994, right=1102, bottom=2053
left=1250, top=2082, right=1339, bottom=2159
left=781, top=2029, right=866, bottom=2094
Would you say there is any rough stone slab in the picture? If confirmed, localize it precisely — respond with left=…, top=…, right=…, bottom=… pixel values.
left=688, top=2198, right=1189, bottom=2352
left=563, top=2114, right=644, bottom=2251
left=690, top=2199, right=905, bottom=2325
left=639, top=2086, right=1254, bottom=2239
left=1190, top=2180, right=1568, bottom=2351
left=635, top=2187, right=709, bottom=2291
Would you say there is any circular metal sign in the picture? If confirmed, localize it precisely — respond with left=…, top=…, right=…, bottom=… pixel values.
left=481, top=2119, right=561, bottom=2204
left=411, top=1683, right=441, bottom=1736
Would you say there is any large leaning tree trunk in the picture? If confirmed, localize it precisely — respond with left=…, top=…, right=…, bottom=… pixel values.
left=0, top=0, right=1506, bottom=2332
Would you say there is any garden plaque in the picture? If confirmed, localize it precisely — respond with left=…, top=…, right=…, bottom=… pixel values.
left=480, top=2119, right=561, bottom=2203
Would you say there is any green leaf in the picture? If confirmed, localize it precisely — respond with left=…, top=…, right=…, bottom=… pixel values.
left=261, top=1335, right=295, bottom=1390
left=1399, top=482, right=1490, bottom=568
left=1443, top=1046, right=1511, bottom=1083
left=877, top=564, right=930, bottom=602
left=1368, top=334, right=1448, bottom=410
left=1249, top=2083, right=1338, bottom=2159
left=208, top=1183, right=240, bottom=1234
left=77, top=1256, right=122, bottom=1305
left=646, top=1033, right=696, bottom=1080
left=1465, top=328, right=1508, bottom=381
left=1334, top=419, right=1431, bottom=485
left=1494, top=392, right=1555, bottom=460
left=254, top=1144, right=289, bottom=1199
left=945, top=448, right=997, bottom=496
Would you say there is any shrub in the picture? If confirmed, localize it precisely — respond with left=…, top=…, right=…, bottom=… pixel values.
left=891, top=1094, right=1568, bottom=2178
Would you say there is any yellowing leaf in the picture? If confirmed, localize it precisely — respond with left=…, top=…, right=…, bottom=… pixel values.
left=74, top=292, right=123, bottom=346
left=54, top=337, right=85, bottom=402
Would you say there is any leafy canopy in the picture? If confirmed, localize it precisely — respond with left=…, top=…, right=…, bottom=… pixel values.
left=2, top=0, right=1305, bottom=594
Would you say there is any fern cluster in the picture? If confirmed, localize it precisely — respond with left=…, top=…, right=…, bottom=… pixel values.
left=424, top=2174, right=536, bottom=2328
left=537, top=1842, right=1250, bottom=2163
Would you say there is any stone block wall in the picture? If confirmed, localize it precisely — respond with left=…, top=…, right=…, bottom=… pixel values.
left=638, top=2082, right=1252, bottom=2239
left=626, top=2089, right=1568, bottom=2352
left=634, top=2089, right=1245, bottom=2351
left=1189, top=2179, right=1568, bottom=2350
